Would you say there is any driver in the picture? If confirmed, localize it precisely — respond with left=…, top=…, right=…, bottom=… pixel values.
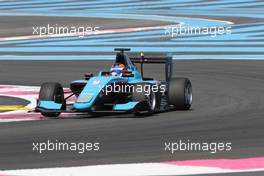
left=110, top=63, right=126, bottom=76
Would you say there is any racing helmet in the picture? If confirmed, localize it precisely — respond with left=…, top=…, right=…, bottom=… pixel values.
left=110, top=63, right=126, bottom=76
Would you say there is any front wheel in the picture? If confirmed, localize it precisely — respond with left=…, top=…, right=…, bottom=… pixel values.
left=132, top=83, right=160, bottom=116
left=38, top=82, right=65, bottom=117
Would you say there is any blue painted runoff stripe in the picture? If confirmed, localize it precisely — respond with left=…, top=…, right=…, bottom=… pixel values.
left=0, top=55, right=115, bottom=60
left=1, top=55, right=264, bottom=60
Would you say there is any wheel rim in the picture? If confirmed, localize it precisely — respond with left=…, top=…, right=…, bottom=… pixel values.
left=147, top=91, right=156, bottom=111
left=185, top=83, right=192, bottom=106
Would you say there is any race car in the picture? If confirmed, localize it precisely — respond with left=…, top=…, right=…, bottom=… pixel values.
left=35, top=48, right=192, bottom=117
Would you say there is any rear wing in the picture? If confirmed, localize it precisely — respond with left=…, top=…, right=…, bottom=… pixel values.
left=130, top=54, right=173, bottom=82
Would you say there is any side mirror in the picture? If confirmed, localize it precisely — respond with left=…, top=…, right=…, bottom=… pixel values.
left=84, top=73, right=93, bottom=80
left=122, top=71, right=134, bottom=77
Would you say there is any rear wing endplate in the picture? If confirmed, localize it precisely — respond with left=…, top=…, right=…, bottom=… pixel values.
left=130, top=54, right=173, bottom=82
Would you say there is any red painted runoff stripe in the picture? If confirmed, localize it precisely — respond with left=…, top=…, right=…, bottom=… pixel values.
left=0, top=91, right=39, bottom=95
left=162, top=157, right=264, bottom=170
left=0, top=113, right=41, bottom=119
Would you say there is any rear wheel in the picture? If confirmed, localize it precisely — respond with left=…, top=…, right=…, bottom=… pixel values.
left=168, top=78, right=192, bottom=110
left=39, top=82, right=65, bottom=117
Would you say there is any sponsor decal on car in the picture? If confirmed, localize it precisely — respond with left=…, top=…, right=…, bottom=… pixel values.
left=92, top=80, right=100, bottom=85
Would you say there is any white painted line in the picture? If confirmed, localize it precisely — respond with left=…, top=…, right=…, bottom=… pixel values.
left=1, top=162, right=264, bottom=176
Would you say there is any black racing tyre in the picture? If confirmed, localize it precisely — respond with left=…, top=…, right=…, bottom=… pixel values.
left=132, top=83, right=160, bottom=116
left=168, top=78, right=192, bottom=110
left=39, top=82, right=65, bottom=117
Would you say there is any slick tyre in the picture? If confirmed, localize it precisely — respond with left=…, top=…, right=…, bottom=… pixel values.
left=168, top=78, right=192, bottom=110
left=132, top=83, right=160, bottom=116
left=39, top=82, right=65, bottom=117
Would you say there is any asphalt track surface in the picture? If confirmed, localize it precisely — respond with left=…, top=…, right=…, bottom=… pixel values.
left=0, top=96, right=28, bottom=107
left=0, top=60, right=263, bottom=170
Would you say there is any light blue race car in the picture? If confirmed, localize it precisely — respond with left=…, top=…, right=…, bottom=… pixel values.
left=35, top=48, right=192, bottom=117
